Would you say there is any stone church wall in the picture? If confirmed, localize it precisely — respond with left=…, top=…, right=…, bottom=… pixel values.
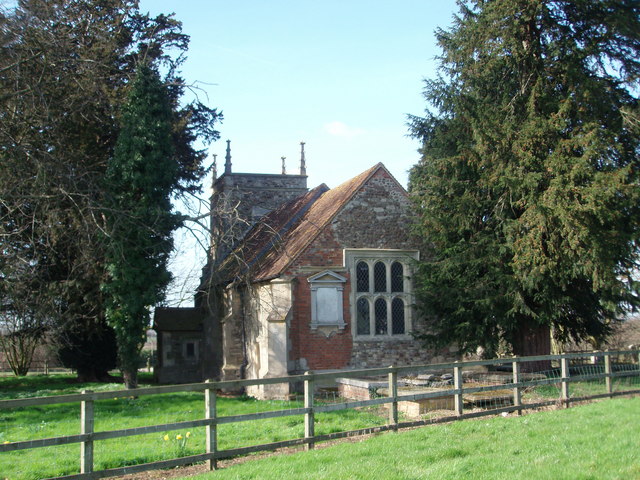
left=156, top=331, right=203, bottom=384
left=210, top=173, right=308, bottom=261
left=212, top=173, right=308, bottom=226
left=285, top=168, right=456, bottom=373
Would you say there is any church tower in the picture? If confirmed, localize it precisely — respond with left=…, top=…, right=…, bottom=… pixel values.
left=210, top=141, right=309, bottom=263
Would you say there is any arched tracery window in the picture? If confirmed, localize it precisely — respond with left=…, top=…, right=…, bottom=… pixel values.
left=346, top=250, right=418, bottom=339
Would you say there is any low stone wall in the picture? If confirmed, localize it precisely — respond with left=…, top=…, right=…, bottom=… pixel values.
left=338, top=374, right=515, bottom=417
left=336, top=376, right=406, bottom=401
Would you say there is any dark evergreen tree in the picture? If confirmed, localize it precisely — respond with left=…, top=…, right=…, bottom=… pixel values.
left=103, top=64, right=179, bottom=389
left=0, top=0, right=221, bottom=380
left=56, top=320, right=118, bottom=382
left=409, top=0, right=640, bottom=357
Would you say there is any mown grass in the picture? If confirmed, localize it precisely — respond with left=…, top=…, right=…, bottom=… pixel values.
left=0, top=374, right=384, bottom=480
left=190, top=397, right=640, bottom=480
left=1, top=371, right=638, bottom=480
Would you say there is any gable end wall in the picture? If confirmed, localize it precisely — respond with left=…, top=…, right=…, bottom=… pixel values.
left=286, top=168, right=454, bottom=372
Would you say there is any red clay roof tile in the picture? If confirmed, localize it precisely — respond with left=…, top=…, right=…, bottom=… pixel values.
left=217, top=163, right=401, bottom=284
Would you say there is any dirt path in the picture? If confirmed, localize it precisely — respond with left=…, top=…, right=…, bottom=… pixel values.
left=112, top=433, right=374, bottom=480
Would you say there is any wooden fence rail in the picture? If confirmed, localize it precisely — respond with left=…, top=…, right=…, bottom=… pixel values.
left=1, top=350, right=639, bottom=480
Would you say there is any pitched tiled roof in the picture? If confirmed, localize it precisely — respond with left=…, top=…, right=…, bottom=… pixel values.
left=219, top=163, right=394, bottom=284
left=218, top=184, right=329, bottom=280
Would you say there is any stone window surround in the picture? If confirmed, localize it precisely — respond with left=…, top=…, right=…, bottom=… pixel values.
left=344, top=248, right=419, bottom=341
left=307, top=270, right=348, bottom=331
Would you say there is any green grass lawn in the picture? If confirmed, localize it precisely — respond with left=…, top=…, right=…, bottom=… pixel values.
left=0, top=374, right=384, bottom=480
left=190, top=397, right=640, bottom=480
left=1, top=373, right=638, bottom=480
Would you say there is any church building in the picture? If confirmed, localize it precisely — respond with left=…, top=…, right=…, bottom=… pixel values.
left=154, top=142, right=454, bottom=397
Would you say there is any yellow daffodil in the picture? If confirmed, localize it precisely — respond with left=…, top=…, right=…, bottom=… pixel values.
left=186, top=432, right=191, bottom=438
left=176, top=434, right=183, bottom=440
left=163, top=434, right=169, bottom=441
left=2, top=441, right=9, bottom=444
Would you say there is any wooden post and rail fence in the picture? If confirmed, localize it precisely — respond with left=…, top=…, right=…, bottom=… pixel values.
left=1, top=350, right=639, bottom=480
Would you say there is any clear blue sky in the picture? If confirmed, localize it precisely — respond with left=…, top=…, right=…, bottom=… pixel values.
left=137, top=1, right=460, bottom=304
left=141, top=0, right=458, bottom=189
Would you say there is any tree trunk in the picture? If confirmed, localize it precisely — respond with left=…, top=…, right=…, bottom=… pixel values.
left=512, top=324, right=552, bottom=373
left=1, top=334, right=38, bottom=377
left=123, top=369, right=138, bottom=389
left=76, top=366, right=117, bottom=383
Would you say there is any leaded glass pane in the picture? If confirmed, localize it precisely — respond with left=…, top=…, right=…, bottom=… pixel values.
left=356, top=298, right=370, bottom=335
left=391, top=298, right=405, bottom=334
left=374, top=261, right=386, bottom=292
left=391, top=262, right=404, bottom=292
left=356, top=262, right=369, bottom=292
left=374, top=298, right=387, bottom=335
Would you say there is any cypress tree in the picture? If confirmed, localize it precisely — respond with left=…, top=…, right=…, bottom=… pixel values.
left=104, top=64, right=179, bottom=388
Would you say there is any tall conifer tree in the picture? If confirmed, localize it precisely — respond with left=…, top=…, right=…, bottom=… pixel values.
left=409, top=0, right=640, bottom=356
left=104, top=64, right=179, bottom=388
left=0, top=1, right=220, bottom=380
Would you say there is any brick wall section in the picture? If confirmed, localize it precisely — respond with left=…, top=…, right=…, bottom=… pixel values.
left=286, top=226, right=353, bottom=371
left=284, top=168, right=451, bottom=372
left=288, top=273, right=353, bottom=371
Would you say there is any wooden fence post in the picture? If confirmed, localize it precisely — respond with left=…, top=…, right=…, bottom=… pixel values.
left=604, top=351, right=612, bottom=397
left=560, top=356, right=570, bottom=408
left=80, top=390, right=94, bottom=474
left=205, top=380, right=217, bottom=470
left=454, top=362, right=463, bottom=416
left=388, top=366, right=398, bottom=430
left=512, top=357, right=522, bottom=415
left=304, top=371, right=314, bottom=450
